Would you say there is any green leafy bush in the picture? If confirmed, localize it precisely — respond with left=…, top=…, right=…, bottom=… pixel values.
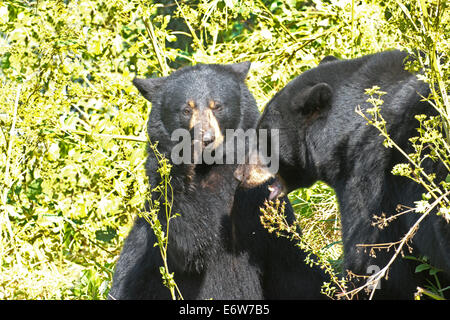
left=0, top=0, right=447, bottom=299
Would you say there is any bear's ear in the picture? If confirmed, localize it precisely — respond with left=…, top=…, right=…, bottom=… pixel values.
left=319, top=55, right=339, bottom=65
left=133, top=77, right=167, bottom=102
left=291, top=83, right=333, bottom=116
left=227, top=61, right=251, bottom=81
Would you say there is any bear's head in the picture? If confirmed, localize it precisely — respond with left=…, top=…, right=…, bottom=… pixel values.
left=235, top=78, right=333, bottom=199
left=133, top=62, right=255, bottom=163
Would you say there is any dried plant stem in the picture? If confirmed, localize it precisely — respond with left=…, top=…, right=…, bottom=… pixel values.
left=340, top=191, right=450, bottom=299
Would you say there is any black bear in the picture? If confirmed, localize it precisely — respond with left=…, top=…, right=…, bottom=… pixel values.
left=237, top=50, right=450, bottom=299
left=108, top=62, right=327, bottom=299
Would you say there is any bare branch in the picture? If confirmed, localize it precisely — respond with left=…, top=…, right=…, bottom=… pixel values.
left=339, top=191, right=450, bottom=299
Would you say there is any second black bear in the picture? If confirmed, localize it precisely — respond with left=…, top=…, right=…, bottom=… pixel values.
left=238, top=50, right=450, bottom=299
left=108, top=62, right=327, bottom=299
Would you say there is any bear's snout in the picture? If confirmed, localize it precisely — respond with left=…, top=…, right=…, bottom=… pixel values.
left=202, top=130, right=215, bottom=147
left=234, top=151, right=275, bottom=188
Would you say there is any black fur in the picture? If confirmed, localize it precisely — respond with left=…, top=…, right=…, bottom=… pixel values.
left=256, top=50, right=450, bottom=299
left=109, top=62, right=327, bottom=299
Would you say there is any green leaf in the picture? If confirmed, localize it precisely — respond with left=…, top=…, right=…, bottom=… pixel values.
left=26, top=178, right=43, bottom=201
left=95, top=226, right=117, bottom=243
left=415, top=264, right=430, bottom=273
left=445, top=174, right=450, bottom=183
left=429, top=268, right=440, bottom=276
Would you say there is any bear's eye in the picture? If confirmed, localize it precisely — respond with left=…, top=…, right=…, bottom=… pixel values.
left=183, top=107, right=192, bottom=116
left=213, top=103, right=223, bottom=111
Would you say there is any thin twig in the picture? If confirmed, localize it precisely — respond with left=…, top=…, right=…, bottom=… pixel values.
left=4, top=84, right=21, bottom=189
left=174, top=0, right=205, bottom=54
left=142, top=16, right=170, bottom=76
left=66, top=129, right=147, bottom=143
left=415, top=286, right=446, bottom=300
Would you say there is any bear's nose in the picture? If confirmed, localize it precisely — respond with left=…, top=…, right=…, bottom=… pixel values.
left=202, top=131, right=215, bottom=147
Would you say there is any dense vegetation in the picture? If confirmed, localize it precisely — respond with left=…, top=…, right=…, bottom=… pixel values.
left=0, top=0, right=448, bottom=299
